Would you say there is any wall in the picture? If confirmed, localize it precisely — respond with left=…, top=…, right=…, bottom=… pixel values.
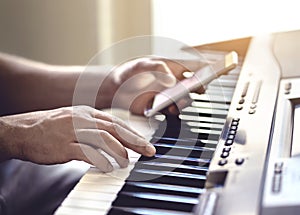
left=0, top=0, right=151, bottom=65
left=151, top=0, right=300, bottom=47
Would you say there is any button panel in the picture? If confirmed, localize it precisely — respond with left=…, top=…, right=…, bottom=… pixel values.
left=218, top=118, right=244, bottom=166
left=284, top=82, right=291, bottom=94
left=235, top=81, right=263, bottom=114
left=236, top=82, right=249, bottom=111
left=272, top=162, right=283, bottom=193
left=235, top=158, right=245, bottom=165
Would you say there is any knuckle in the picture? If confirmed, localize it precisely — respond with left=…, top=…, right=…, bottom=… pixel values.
left=107, top=121, right=119, bottom=132
left=98, top=130, right=110, bottom=137
left=75, top=105, right=93, bottom=112
left=133, top=60, right=146, bottom=71
left=153, top=61, right=166, bottom=71
left=112, top=122, right=122, bottom=133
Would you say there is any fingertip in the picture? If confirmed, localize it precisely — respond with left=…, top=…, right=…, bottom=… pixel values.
left=145, top=144, right=156, bottom=157
left=168, top=105, right=180, bottom=115
left=95, top=161, right=114, bottom=173
left=119, top=158, right=130, bottom=168
left=74, top=143, right=114, bottom=173
left=105, top=163, right=114, bottom=172
left=197, top=85, right=206, bottom=94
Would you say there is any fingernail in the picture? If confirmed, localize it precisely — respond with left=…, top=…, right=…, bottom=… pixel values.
left=120, top=158, right=129, bottom=168
left=105, top=163, right=114, bottom=172
left=146, top=143, right=156, bottom=156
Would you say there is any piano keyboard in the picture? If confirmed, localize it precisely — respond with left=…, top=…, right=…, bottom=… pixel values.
left=55, top=55, right=242, bottom=215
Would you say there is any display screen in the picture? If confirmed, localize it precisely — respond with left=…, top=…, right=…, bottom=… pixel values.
left=292, top=104, right=300, bottom=156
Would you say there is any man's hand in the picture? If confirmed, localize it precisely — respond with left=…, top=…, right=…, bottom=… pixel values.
left=0, top=106, right=155, bottom=172
left=109, top=57, right=205, bottom=115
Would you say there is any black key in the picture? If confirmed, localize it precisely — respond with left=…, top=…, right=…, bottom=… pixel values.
left=135, top=161, right=208, bottom=175
left=139, top=154, right=210, bottom=167
left=112, top=192, right=198, bottom=212
left=109, top=207, right=192, bottom=215
left=120, top=182, right=203, bottom=198
left=108, top=207, right=134, bottom=215
left=126, top=169, right=206, bottom=188
left=153, top=143, right=214, bottom=159
left=151, top=136, right=217, bottom=148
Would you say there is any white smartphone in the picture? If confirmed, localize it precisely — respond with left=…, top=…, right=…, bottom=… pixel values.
left=144, top=51, right=238, bottom=117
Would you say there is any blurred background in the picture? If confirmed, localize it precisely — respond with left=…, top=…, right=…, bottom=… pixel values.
left=0, top=0, right=299, bottom=65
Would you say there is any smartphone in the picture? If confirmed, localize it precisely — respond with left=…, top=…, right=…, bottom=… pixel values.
left=144, top=51, right=238, bottom=117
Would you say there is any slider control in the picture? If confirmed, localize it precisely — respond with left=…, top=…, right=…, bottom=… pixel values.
left=194, top=192, right=218, bottom=215
left=252, top=80, right=262, bottom=104
left=241, top=82, right=249, bottom=97
left=248, top=80, right=262, bottom=114
left=236, top=82, right=249, bottom=110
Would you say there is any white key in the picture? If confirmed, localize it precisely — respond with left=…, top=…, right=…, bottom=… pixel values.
left=55, top=206, right=103, bottom=215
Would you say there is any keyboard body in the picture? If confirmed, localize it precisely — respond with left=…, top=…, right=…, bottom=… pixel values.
left=55, top=29, right=300, bottom=215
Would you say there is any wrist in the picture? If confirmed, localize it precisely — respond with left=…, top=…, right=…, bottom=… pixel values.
left=0, top=117, right=17, bottom=161
left=95, top=71, right=119, bottom=109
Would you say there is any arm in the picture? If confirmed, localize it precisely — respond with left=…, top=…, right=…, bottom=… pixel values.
left=0, top=53, right=157, bottom=172
left=0, top=53, right=203, bottom=116
left=0, top=52, right=116, bottom=115
left=0, top=52, right=203, bottom=172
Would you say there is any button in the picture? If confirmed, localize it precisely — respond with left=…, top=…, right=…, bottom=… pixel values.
left=218, top=159, right=228, bottom=166
left=221, top=151, right=229, bottom=158
left=223, top=147, right=231, bottom=152
left=227, top=134, right=235, bottom=140
left=238, top=98, right=245, bottom=104
left=236, top=105, right=243, bottom=111
left=229, top=130, right=236, bottom=135
left=249, top=109, right=256, bottom=114
left=231, top=121, right=239, bottom=126
left=274, top=162, right=283, bottom=174
left=230, top=125, right=238, bottom=131
left=235, top=158, right=245, bottom=165
left=225, top=139, right=233, bottom=146
left=272, top=174, right=282, bottom=193
left=284, top=82, right=291, bottom=91
left=250, top=104, right=257, bottom=109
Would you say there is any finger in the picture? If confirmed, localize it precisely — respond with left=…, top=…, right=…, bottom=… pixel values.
left=175, top=59, right=207, bottom=72
left=132, top=58, right=177, bottom=88
left=129, top=91, right=156, bottom=116
left=164, top=60, right=190, bottom=80
left=196, top=85, right=206, bottom=94
left=75, top=129, right=129, bottom=168
left=69, top=143, right=114, bottom=173
left=167, top=97, right=192, bottom=115
left=92, top=110, right=144, bottom=138
left=94, top=119, right=156, bottom=157
left=177, top=96, right=193, bottom=110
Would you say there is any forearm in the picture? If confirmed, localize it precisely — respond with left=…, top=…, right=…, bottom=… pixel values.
left=0, top=53, right=117, bottom=115
left=0, top=117, right=18, bottom=161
